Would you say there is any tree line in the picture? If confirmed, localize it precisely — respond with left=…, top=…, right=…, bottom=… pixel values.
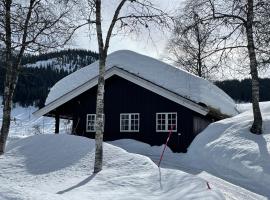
left=215, top=78, right=270, bottom=103
left=0, top=49, right=98, bottom=108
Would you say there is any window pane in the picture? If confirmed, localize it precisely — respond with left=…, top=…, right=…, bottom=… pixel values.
left=86, top=114, right=96, bottom=132
left=120, top=113, right=139, bottom=132
left=156, top=113, right=177, bottom=132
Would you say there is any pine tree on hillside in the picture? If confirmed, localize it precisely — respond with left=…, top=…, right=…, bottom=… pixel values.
left=0, top=49, right=98, bottom=107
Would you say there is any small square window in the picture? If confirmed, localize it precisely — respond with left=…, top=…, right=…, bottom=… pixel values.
left=156, top=113, right=177, bottom=132
left=120, top=113, right=140, bottom=132
left=86, top=114, right=105, bottom=132
left=86, top=114, right=96, bottom=132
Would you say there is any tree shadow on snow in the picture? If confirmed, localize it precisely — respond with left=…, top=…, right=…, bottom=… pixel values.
left=237, top=129, right=270, bottom=197
left=239, top=130, right=270, bottom=174
left=57, top=173, right=96, bottom=194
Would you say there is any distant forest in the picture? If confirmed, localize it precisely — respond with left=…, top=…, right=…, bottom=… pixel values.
left=215, top=78, right=270, bottom=103
left=0, top=49, right=98, bottom=107
left=0, top=49, right=269, bottom=107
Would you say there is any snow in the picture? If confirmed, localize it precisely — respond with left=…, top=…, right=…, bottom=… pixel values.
left=109, top=140, right=267, bottom=200
left=108, top=102, right=270, bottom=199
left=1, top=97, right=269, bottom=199
left=0, top=134, right=224, bottom=200
left=45, top=50, right=238, bottom=116
left=0, top=97, right=72, bottom=142
left=186, top=101, right=270, bottom=197
left=25, top=58, right=82, bottom=73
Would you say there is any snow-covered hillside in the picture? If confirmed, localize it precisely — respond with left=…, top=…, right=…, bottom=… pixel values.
left=0, top=134, right=224, bottom=200
left=25, top=58, right=77, bottom=73
left=24, top=50, right=98, bottom=73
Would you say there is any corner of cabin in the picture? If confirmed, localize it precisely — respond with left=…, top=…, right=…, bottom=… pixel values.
left=206, top=105, right=239, bottom=121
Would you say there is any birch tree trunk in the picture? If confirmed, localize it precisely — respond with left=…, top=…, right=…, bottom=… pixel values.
left=246, top=0, right=262, bottom=134
left=94, top=57, right=106, bottom=173
left=0, top=0, right=13, bottom=155
left=0, top=0, right=34, bottom=154
left=90, top=0, right=168, bottom=172
left=94, top=0, right=105, bottom=173
left=0, top=0, right=76, bottom=155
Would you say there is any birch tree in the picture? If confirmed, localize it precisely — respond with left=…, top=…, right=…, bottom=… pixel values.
left=0, top=0, right=76, bottom=154
left=187, top=0, right=270, bottom=134
left=76, top=0, right=170, bottom=173
left=167, top=9, right=220, bottom=79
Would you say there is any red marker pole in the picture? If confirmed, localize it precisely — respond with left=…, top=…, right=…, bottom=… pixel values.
left=158, top=125, right=175, bottom=167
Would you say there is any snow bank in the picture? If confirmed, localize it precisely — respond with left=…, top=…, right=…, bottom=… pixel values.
left=0, top=134, right=224, bottom=200
left=46, top=50, right=237, bottom=116
left=187, top=101, right=270, bottom=197
left=110, top=139, right=266, bottom=200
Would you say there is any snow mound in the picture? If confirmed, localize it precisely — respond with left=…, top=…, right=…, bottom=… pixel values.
left=187, top=101, right=270, bottom=197
left=46, top=50, right=237, bottom=116
left=0, top=134, right=224, bottom=200
left=110, top=139, right=267, bottom=200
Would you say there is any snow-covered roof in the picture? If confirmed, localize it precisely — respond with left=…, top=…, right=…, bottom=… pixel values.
left=45, top=50, right=238, bottom=116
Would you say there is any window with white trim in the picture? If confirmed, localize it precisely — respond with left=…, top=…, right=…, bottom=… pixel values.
left=156, top=112, right=177, bottom=132
left=120, top=113, right=140, bottom=132
left=86, top=114, right=96, bottom=132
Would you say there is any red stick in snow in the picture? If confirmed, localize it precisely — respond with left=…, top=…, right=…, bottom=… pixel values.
left=157, top=125, right=175, bottom=167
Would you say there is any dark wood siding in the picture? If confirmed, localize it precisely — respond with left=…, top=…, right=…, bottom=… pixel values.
left=55, top=75, right=209, bottom=152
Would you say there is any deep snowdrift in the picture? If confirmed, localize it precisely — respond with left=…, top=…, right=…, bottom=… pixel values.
left=0, top=134, right=223, bottom=200
left=187, top=101, right=270, bottom=197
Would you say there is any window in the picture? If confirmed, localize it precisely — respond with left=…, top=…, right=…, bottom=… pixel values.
left=86, top=114, right=96, bottom=132
left=86, top=114, right=105, bottom=132
left=120, top=113, right=140, bottom=132
left=156, top=112, right=177, bottom=132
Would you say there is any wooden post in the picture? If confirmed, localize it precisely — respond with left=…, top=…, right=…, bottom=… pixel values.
left=55, top=114, right=60, bottom=134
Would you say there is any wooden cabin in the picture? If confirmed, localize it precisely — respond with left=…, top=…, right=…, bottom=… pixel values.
left=34, top=50, right=238, bottom=152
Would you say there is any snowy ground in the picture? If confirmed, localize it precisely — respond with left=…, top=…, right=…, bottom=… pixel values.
left=0, top=101, right=72, bottom=142
left=187, top=101, right=270, bottom=197
left=109, top=101, right=270, bottom=199
left=0, top=101, right=269, bottom=199
left=0, top=135, right=223, bottom=200
left=110, top=140, right=267, bottom=200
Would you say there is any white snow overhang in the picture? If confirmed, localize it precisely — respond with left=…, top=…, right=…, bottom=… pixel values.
left=33, top=67, right=209, bottom=117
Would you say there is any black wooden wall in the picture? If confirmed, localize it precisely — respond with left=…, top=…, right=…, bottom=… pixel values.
left=55, top=75, right=210, bottom=152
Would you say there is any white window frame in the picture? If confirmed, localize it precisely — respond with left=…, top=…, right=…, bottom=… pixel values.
left=86, top=114, right=96, bottom=132
left=86, top=114, right=105, bottom=132
left=120, top=113, right=140, bottom=132
left=156, top=112, right=177, bottom=132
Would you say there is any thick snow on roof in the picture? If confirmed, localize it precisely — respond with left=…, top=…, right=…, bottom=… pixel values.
left=46, top=50, right=237, bottom=116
